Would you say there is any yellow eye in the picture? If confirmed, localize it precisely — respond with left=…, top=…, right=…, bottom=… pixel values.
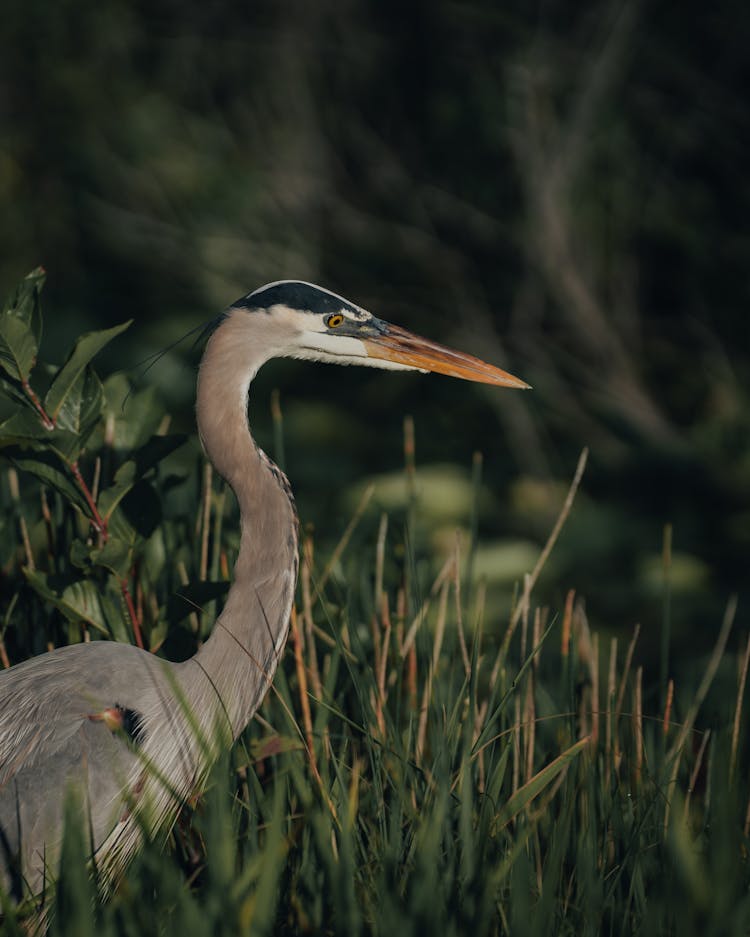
left=327, top=313, right=344, bottom=328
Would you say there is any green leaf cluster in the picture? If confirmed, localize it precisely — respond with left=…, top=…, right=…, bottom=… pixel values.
left=0, top=270, right=190, bottom=654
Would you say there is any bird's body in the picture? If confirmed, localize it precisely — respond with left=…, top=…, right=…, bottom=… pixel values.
left=0, top=281, right=527, bottom=902
left=0, top=642, right=186, bottom=891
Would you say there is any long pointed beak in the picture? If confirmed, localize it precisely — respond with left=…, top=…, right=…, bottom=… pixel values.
left=362, top=323, right=530, bottom=389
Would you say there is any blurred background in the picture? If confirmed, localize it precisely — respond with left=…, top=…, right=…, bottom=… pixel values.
left=1, top=0, right=748, bottom=664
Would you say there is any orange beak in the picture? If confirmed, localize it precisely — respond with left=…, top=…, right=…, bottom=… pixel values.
left=362, top=323, right=530, bottom=389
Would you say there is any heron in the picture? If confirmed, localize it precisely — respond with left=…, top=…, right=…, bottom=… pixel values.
left=0, top=280, right=528, bottom=902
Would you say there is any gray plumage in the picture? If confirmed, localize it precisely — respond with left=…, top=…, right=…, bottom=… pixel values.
left=0, top=281, right=528, bottom=902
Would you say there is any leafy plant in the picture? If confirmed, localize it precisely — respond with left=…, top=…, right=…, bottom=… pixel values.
left=0, top=269, right=187, bottom=658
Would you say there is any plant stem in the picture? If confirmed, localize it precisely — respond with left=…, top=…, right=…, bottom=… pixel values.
left=121, top=579, right=144, bottom=649
left=21, top=378, right=55, bottom=430
left=69, top=459, right=108, bottom=540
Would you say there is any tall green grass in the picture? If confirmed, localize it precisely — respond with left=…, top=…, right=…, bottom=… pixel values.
left=1, top=271, right=749, bottom=935
left=49, top=516, right=750, bottom=935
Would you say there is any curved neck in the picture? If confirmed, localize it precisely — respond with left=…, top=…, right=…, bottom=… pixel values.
left=188, top=313, right=298, bottom=740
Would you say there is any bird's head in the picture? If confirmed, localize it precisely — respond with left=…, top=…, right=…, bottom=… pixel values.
left=229, top=281, right=530, bottom=389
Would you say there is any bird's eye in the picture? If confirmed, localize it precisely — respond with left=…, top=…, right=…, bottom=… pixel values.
left=327, top=313, right=345, bottom=328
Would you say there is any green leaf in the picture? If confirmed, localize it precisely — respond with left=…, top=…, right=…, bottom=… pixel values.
left=102, top=375, right=165, bottom=450
left=7, top=450, right=89, bottom=516
left=101, top=588, right=130, bottom=644
left=0, top=315, right=38, bottom=382
left=0, top=368, right=104, bottom=461
left=69, top=540, right=92, bottom=570
left=493, top=737, right=589, bottom=831
left=90, top=536, right=132, bottom=577
left=55, top=367, right=102, bottom=435
left=148, top=617, right=169, bottom=654
left=97, top=435, right=183, bottom=524
left=60, top=580, right=110, bottom=634
left=69, top=535, right=133, bottom=578
left=0, top=413, right=84, bottom=466
left=44, top=320, right=131, bottom=423
left=97, top=460, right=137, bottom=520
left=2, top=267, right=44, bottom=339
left=0, top=374, right=32, bottom=408
left=107, top=504, right=139, bottom=546
left=23, top=570, right=110, bottom=635
left=52, top=367, right=104, bottom=459
left=56, top=788, right=97, bottom=935
left=0, top=409, right=54, bottom=444
left=0, top=432, right=89, bottom=470
left=0, top=268, right=45, bottom=382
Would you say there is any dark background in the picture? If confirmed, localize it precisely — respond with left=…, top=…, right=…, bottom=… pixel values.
left=1, top=0, right=748, bottom=662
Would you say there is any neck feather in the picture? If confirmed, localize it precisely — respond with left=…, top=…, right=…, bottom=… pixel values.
left=187, top=313, right=298, bottom=740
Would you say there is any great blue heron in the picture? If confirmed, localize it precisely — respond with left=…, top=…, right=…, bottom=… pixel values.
left=0, top=281, right=528, bottom=902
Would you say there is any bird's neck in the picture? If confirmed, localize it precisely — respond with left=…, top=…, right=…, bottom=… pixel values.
left=187, top=314, right=298, bottom=742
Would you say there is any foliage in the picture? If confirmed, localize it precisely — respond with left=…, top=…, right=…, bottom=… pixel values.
left=1, top=273, right=750, bottom=935
left=0, top=269, right=190, bottom=659
left=1, top=0, right=749, bottom=643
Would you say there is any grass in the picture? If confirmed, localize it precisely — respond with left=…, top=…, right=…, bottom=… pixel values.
left=1, top=273, right=749, bottom=934
left=6, top=444, right=750, bottom=935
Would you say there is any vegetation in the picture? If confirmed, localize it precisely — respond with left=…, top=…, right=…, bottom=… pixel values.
left=2, top=0, right=748, bottom=644
left=1, top=272, right=749, bottom=934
